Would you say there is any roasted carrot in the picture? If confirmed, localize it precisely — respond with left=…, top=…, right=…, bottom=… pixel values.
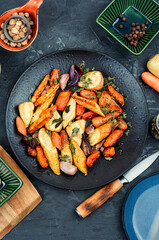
left=36, top=145, right=48, bottom=168
left=31, top=74, right=50, bottom=103
left=76, top=104, right=85, bottom=116
left=49, top=69, right=60, bottom=86
left=28, top=106, right=56, bottom=134
left=141, top=72, right=159, bottom=92
left=28, top=146, right=37, bottom=157
left=108, top=85, right=124, bottom=106
left=40, top=104, right=57, bottom=117
left=76, top=111, right=98, bottom=120
left=80, top=90, right=97, bottom=102
left=103, top=147, right=115, bottom=157
left=16, top=116, right=27, bottom=136
left=86, top=151, right=100, bottom=167
left=99, top=91, right=121, bottom=112
left=103, top=130, right=124, bottom=147
left=117, top=118, right=128, bottom=130
left=92, top=109, right=122, bottom=128
left=55, top=90, right=71, bottom=111
left=60, top=130, right=68, bottom=148
left=35, top=84, right=59, bottom=107
left=52, top=132, right=62, bottom=150
left=72, top=95, right=105, bottom=117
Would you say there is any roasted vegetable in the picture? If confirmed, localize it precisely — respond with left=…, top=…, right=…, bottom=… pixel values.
left=78, top=71, right=104, bottom=90
left=76, top=104, right=85, bottom=116
left=36, top=145, right=48, bottom=168
left=68, top=65, right=82, bottom=87
left=86, top=151, right=100, bottom=167
left=108, top=85, right=124, bottom=106
left=141, top=72, right=159, bottom=92
left=81, top=135, right=91, bottom=156
left=72, top=95, right=105, bottom=117
left=80, top=90, right=97, bottom=102
left=91, top=139, right=105, bottom=154
left=31, top=74, right=50, bottom=103
left=70, top=138, right=87, bottom=175
left=45, top=110, right=63, bottom=132
left=117, top=118, right=128, bottom=130
left=62, top=97, right=76, bottom=128
left=52, top=132, right=62, bottom=150
left=30, top=94, right=55, bottom=124
left=88, top=122, right=114, bottom=146
left=28, top=106, right=56, bottom=134
left=16, top=116, right=27, bottom=136
left=60, top=130, right=73, bottom=164
left=49, top=69, right=60, bottom=86
left=147, top=54, right=159, bottom=78
left=35, top=84, right=59, bottom=107
left=103, top=147, right=115, bottom=157
left=28, top=146, right=37, bottom=157
left=38, top=128, right=60, bottom=175
left=99, top=91, right=121, bottom=112
left=60, top=161, right=77, bottom=175
left=92, top=110, right=122, bottom=128
left=19, top=102, right=34, bottom=128
left=76, top=111, right=97, bottom=120
left=85, top=124, right=94, bottom=135
left=55, top=90, right=71, bottom=111
left=60, top=73, right=69, bottom=90
left=103, top=130, right=124, bottom=147
left=66, top=119, right=86, bottom=146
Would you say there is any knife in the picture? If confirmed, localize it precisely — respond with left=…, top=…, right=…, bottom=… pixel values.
left=75, top=151, right=159, bottom=218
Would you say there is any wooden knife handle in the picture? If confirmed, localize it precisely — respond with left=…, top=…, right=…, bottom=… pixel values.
left=76, top=179, right=123, bottom=218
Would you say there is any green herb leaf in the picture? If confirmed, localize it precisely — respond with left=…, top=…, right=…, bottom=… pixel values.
left=119, top=149, right=123, bottom=155
left=59, top=155, right=71, bottom=163
left=104, top=157, right=113, bottom=161
left=69, top=142, right=75, bottom=155
left=101, top=107, right=108, bottom=115
left=34, top=137, right=40, bottom=145
left=28, top=94, right=32, bottom=102
left=127, top=122, right=132, bottom=128
left=125, top=129, right=130, bottom=136
left=71, top=127, right=79, bottom=137
left=68, top=121, right=73, bottom=127
left=65, top=105, right=70, bottom=113
left=94, top=90, right=102, bottom=99
left=45, top=129, right=52, bottom=136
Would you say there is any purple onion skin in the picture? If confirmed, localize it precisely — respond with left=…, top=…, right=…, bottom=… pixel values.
left=81, top=135, right=91, bottom=156
left=67, top=70, right=80, bottom=88
left=75, top=65, right=83, bottom=77
left=69, top=65, right=75, bottom=80
left=91, top=140, right=105, bottom=154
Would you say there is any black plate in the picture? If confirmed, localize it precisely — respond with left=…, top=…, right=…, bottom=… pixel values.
left=6, top=49, right=148, bottom=190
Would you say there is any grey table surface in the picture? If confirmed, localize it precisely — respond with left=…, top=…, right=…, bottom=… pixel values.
left=0, top=0, right=159, bottom=239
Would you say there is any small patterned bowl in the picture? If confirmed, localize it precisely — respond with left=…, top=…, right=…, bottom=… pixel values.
left=0, top=157, right=23, bottom=207
left=96, top=0, right=159, bottom=55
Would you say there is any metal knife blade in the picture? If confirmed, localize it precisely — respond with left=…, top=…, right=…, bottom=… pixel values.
left=121, top=151, right=159, bottom=183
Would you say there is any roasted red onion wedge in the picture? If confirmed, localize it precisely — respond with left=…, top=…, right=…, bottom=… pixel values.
left=81, top=135, right=91, bottom=156
left=85, top=124, right=94, bottom=135
left=91, top=139, right=105, bottom=154
left=60, top=161, right=77, bottom=175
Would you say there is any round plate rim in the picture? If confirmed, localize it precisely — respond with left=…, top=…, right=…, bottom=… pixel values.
left=122, top=171, right=159, bottom=240
left=5, top=48, right=149, bottom=190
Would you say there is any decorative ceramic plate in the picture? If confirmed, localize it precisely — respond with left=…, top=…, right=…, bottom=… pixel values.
left=0, top=157, right=23, bottom=207
left=6, top=49, right=148, bottom=190
left=123, top=173, right=159, bottom=240
left=96, top=0, right=159, bottom=55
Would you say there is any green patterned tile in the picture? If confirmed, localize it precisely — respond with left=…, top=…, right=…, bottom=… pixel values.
left=0, top=157, right=23, bottom=207
left=96, top=0, right=159, bottom=55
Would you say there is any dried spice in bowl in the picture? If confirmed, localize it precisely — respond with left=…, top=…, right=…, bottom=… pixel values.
left=0, top=12, right=34, bottom=48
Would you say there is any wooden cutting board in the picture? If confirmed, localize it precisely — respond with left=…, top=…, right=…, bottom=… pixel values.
left=0, top=146, right=42, bottom=239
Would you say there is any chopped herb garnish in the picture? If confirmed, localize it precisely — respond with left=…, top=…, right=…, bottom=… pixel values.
left=27, top=136, right=32, bottom=141
left=79, top=61, right=86, bottom=70
left=119, top=149, right=123, bottom=155
left=34, top=137, right=40, bottom=145
left=80, top=77, right=92, bottom=88
left=69, top=143, right=75, bottom=155
left=65, top=105, right=71, bottom=113
left=33, top=163, right=38, bottom=168
left=45, top=129, right=52, bottom=136
left=127, top=122, right=132, bottom=128
left=134, top=106, right=137, bottom=109
left=86, top=93, right=96, bottom=99
left=68, top=121, right=73, bottom=127
left=59, top=155, right=71, bottom=163
left=52, top=79, right=58, bottom=84
left=71, top=127, right=79, bottom=137
left=92, top=67, right=95, bottom=71
left=83, top=68, right=90, bottom=74
left=104, top=157, right=113, bottom=161
left=28, top=94, right=32, bottom=102
left=52, top=118, right=63, bottom=128
left=94, top=90, right=102, bottom=98
left=101, top=107, right=108, bottom=115
left=125, top=129, right=130, bottom=136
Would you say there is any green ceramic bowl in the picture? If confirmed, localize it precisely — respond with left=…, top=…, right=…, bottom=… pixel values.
left=0, top=157, right=23, bottom=207
left=96, top=0, right=159, bottom=55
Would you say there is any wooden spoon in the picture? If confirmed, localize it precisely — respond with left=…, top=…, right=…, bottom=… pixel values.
left=0, top=0, right=44, bottom=52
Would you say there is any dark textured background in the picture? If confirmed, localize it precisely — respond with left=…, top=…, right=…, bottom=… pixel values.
left=0, top=0, right=159, bottom=239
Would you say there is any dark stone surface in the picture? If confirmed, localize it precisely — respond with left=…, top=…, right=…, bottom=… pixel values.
left=0, top=0, right=159, bottom=239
